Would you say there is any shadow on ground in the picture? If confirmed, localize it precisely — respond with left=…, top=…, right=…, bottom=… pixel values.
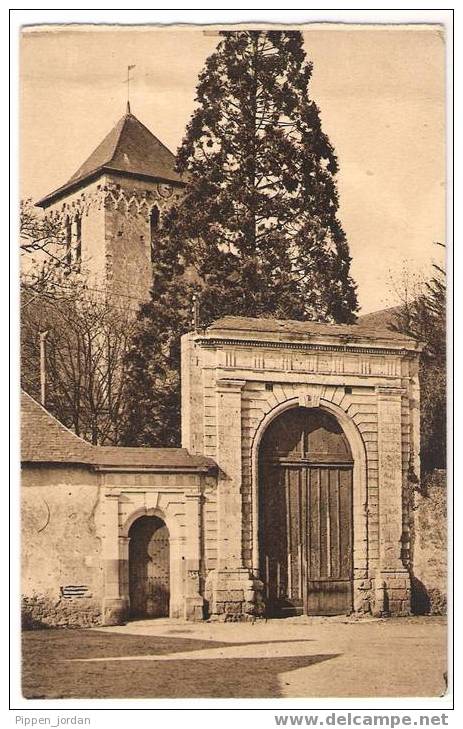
left=22, top=629, right=336, bottom=699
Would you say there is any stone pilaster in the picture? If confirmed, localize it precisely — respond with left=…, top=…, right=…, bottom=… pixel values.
left=101, top=493, right=128, bottom=625
left=183, top=491, right=205, bottom=620
left=409, top=355, right=421, bottom=483
left=208, top=378, right=258, bottom=619
left=215, top=378, right=246, bottom=570
left=375, top=387, right=411, bottom=615
left=118, top=535, right=130, bottom=609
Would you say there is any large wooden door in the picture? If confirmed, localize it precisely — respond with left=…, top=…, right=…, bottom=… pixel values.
left=129, top=515, right=170, bottom=618
left=259, top=407, right=353, bottom=616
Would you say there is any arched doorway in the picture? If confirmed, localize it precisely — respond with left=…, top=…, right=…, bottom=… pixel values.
left=128, top=515, right=170, bottom=618
left=258, top=406, right=354, bottom=616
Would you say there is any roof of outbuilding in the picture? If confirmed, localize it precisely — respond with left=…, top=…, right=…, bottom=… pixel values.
left=20, top=391, right=215, bottom=472
left=357, top=306, right=402, bottom=329
left=93, top=447, right=214, bottom=470
left=21, top=390, right=94, bottom=464
left=36, top=106, right=183, bottom=208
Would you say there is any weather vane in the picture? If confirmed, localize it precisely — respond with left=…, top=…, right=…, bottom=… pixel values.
left=125, top=65, right=136, bottom=111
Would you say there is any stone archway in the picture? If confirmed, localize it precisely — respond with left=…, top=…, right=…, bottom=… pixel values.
left=128, top=514, right=170, bottom=618
left=259, top=406, right=354, bottom=616
left=116, top=504, right=187, bottom=621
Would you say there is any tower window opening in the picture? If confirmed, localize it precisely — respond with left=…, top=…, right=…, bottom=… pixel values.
left=150, top=206, right=160, bottom=263
left=64, top=217, right=72, bottom=270
left=74, top=217, right=82, bottom=271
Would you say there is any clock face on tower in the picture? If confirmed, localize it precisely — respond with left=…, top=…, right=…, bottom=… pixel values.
left=157, top=183, right=174, bottom=199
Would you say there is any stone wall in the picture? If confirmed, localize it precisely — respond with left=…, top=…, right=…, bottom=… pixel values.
left=46, top=179, right=107, bottom=293
left=411, top=470, right=447, bottom=615
left=21, top=465, right=104, bottom=628
left=102, top=174, right=183, bottom=307
left=45, top=174, right=184, bottom=309
left=22, top=461, right=219, bottom=627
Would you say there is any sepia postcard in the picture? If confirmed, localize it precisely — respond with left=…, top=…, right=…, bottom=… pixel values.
left=17, top=18, right=449, bottom=708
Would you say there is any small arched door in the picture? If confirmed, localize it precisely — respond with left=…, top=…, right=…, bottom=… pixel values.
left=128, top=515, right=170, bottom=618
left=259, top=407, right=354, bottom=616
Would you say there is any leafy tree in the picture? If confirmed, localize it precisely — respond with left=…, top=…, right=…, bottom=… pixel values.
left=123, top=30, right=358, bottom=446
left=21, top=279, right=134, bottom=445
left=20, top=198, right=67, bottom=259
left=20, top=197, right=85, bottom=306
left=391, top=253, right=446, bottom=475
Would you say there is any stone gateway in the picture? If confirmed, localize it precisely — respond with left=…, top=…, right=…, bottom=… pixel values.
left=21, top=315, right=421, bottom=626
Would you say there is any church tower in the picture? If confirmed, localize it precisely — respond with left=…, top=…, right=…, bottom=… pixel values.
left=36, top=103, right=185, bottom=307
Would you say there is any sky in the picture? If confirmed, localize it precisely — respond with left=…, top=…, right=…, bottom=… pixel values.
left=20, top=25, right=446, bottom=314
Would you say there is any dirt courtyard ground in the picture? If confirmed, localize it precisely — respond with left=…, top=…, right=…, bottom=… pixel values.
left=22, top=615, right=447, bottom=700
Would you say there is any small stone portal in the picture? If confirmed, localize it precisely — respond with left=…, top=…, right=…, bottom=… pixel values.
left=128, top=515, right=170, bottom=619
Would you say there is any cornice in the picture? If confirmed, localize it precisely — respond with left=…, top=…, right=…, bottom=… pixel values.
left=43, top=179, right=181, bottom=221
left=195, top=336, right=416, bottom=357
left=37, top=167, right=185, bottom=208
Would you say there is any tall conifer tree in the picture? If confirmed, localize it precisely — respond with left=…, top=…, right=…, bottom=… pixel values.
left=175, top=30, right=358, bottom=324
left=123, top=30, right=358, bottom=446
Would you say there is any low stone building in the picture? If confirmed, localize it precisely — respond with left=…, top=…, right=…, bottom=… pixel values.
left=21, top=389, right=216, bottom=627
left=22, top=315, right=422, bottom=626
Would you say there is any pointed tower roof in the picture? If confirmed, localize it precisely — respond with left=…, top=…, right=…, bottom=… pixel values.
left=37, top=107, right=183, bottom=207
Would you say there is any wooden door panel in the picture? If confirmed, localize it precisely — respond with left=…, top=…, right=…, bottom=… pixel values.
left=319, top=468, right=329, bottom=579
left=146, top=525, right=170, bottom=617
left=306, top=580, right=352, bottom=616
left=288, top=466, right=303, bottom=606
left=306, top=466, right=353, bottom=614
left=129, top=517, right=170, bottom=618
left=339, top=468, right=353, bottom=580
left=328, top=468, right=341, bottom=579
left=259, top=407, right=354, bottom=617
left=261, top=464, right=295, bottom=614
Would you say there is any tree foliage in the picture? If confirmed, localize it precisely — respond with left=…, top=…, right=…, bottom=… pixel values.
left=123, top=30, right=358, bottom=446
left=22, top=281, right=134, bottom=445
left=20, top=198, right=69, bottom=264
left=175, top=30, right=358, bottom=324
left=391, top=254, right=446, bottom=475
left=20, top=197, right=81, bottom=299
